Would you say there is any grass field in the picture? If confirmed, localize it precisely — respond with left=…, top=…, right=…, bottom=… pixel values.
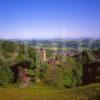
left=0, top=83, right=100, bottom=100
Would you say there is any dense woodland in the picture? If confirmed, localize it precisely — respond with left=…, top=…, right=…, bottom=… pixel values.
left=0, top=40, right=100, bottom=90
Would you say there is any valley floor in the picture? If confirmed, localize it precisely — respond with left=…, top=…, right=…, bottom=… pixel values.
left=0, top=83, right=100, bottom=100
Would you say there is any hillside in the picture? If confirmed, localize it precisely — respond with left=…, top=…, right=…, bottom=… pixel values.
left=0, top=40, right=100, bottom=100
left=0, top=83, right=100, bottom=100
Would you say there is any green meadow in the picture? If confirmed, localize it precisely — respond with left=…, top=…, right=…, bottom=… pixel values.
left=0, top=83, right=100, bottom=100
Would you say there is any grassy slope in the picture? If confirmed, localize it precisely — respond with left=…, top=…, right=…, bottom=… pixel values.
left=0, top=83, right=100, bottom=100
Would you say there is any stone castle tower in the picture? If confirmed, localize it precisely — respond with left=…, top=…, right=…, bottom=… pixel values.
left=39, top=48, right=47, bottom=63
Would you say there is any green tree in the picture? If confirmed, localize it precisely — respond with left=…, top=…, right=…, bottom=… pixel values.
left=62, top=57, right=83, bottom=88
left=0, top=67, right=13, bottom=86
left=45, top=56, right=83, bottom=89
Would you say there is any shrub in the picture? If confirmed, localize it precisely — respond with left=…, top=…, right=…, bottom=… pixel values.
left=0, top=67, right=13, bottom=86
left=62, top=57, right=83, bottom=88
left=45, top=56, right=83, bottom=89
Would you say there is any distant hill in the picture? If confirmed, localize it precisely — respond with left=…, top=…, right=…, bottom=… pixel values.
left=15, top=38, right=100, bottom=50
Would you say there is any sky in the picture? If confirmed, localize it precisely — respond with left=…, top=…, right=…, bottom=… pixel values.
left=0, top=0, right=100, bottom=39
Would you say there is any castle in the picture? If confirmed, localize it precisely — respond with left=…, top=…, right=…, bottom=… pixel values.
left=39, top=48, right=59, bottom=66
left=39, top=48, right=47, bottom=63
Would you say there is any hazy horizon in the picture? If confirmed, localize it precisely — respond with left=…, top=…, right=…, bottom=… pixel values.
left=0, top=0, right=100, bottom=39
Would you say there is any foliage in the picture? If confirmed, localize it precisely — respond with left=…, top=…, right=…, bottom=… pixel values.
left=36, top=63, right=48, bottom=79
left=45, top=56, right=83, bottom=89
left=0, top=66, right=13, bottom=86
left=0, top=40, right=36, bottom=66
left=0, top=41, right=17, bottom=52
left=0, top=40, right=99, bottom=89
left=62, top=57, right=83, bottom=88
left=77, top=50, right=97, bottom=64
